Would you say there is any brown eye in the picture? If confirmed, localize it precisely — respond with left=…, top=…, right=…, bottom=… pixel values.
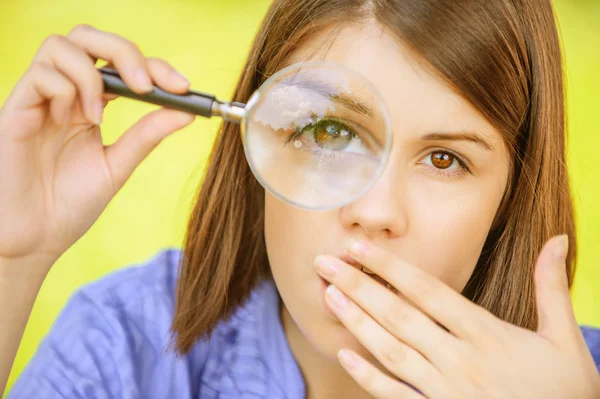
left=311, top=119, right=355, bottom=150
left=431, top=151, right=454, bottom=169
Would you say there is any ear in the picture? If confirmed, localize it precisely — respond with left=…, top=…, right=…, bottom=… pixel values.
left=535, top=235, right=577, bottom=340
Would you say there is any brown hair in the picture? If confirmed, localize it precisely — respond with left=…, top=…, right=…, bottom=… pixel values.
left=171, top=0, right=576, bottom=354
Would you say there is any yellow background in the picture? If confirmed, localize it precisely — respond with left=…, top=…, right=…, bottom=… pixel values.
left=1, top=0, right=599, bottom=394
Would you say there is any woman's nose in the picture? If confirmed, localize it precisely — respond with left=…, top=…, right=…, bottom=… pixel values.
left=339, top=161, right=408, bottom=240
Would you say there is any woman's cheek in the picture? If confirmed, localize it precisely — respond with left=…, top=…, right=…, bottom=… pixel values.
left=264, top=193, right=324, bottom=279
left=406, top=184, right=496, bottom=290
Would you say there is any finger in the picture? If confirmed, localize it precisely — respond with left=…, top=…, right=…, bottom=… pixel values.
left=2, top=62, right=76, bottom=128
left=102, top=93, right=120, bottom=102
left=31, top=34, right=102, bottom=124
left=324, top=284, right=445, bottom=398
left=315, top=254, right=456, bottom=369
left=103, top=108, right=194, bottom=191
left=345, top=240, right=499, bottom=342
left=97, top=65, right=120, bottom=102
left=146, top=57, right=190, bottom=94
left=65, top=24, right=153, bottom=94
left=98, top=58, right=189, bottom=102
left=29, top=63, right=76, bottom=125
left=337, top=348, right=426, bottom=399
left=535, top=235, right=577, bottom=341
left=97, top=63, right=121, bottom=102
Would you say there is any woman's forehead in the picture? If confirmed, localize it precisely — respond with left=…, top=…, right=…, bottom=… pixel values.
left=286, top=22, right=504, bottom=148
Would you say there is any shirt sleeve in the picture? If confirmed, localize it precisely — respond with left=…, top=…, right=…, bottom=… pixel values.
left=6, top=249, right=208, bottom=399
left=7, top=290, right=142, bottom=399
left=581, top=325, right=600, bottom=373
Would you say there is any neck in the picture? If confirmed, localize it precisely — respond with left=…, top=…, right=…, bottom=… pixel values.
left=280, top=299, right=372, bottom=399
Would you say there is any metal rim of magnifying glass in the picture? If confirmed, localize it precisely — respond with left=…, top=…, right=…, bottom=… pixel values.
left=240, top=59, right=393, bottom=211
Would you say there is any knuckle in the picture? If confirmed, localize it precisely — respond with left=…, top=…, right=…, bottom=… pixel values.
left=410, top=274, right=437, bottom=308
left=43, top=33, right=65, bottom=48
left=460, top=305, right=497, bottom=340
left=82, top=65, right=103, bottom=87
left=406, top=353, right=434, bottom=382
left=62, top=82, right=77, bottom=98
left=116, top=39, right=142, bottom=59
left=462, top=317, right=485, bottom=340
left=383, top=301, right=410, bottom=331
left=147, top=57, right=167, bottom=67
left=68, top=23, right=94, bottom=37
left=145, top=56, right=159, bottom=67
left=53, top=79, right=76, bottom=98
left=29, top=60, right=50, bottom=74
left=460, top=360, right=487, bottom=390
left=146, top=57, right=171, bottom=74
left=473, top=326, right=504, bottom=351
left=443, top=342, right=466, bottom=368
left=380, top=344, right=408, bottom=373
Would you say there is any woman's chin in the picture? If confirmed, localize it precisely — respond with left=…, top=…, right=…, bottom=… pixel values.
left=306, top=318, right=373, bottom=362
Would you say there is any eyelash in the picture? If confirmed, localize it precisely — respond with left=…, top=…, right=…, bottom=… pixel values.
left=420, top=149, right=472, bottom=179
left=283, top=121, right=472, bottom=179
left=283, top=118, right=360, bottom=146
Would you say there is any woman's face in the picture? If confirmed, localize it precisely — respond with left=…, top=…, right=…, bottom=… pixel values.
left=264, top=22, right=510, bottom=362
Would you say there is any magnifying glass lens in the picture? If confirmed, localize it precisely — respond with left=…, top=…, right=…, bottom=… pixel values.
left=242, top=61, right=392, bottom=210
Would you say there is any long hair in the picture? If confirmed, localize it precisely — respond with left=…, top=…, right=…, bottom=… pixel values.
left=171, top=0, right=576, bottom=354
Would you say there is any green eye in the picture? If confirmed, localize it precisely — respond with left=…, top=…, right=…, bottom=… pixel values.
left=301, top=119, right=358, bottom=150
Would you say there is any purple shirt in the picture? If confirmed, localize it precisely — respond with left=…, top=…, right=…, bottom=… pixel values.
left=7, top=249, right=600, bottom=398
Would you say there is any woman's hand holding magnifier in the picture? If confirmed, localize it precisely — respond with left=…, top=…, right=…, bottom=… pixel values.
left=0, top=24, right=195, bottom=268
left=0, top=24, right=197, bottom=393
left=314, top=236, right=600, bottom=398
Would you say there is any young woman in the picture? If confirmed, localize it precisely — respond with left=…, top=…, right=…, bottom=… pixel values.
left=1, top=0, right=600, bottom=398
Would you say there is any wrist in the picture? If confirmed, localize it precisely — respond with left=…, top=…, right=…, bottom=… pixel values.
left=0, top=252, right=57, bottom=286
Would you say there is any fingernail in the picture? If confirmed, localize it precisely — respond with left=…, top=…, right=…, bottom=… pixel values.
left=314, top=256, right=339, bottom=280
left=93, top=99, right=103, bottom=125
left=135, top=67, right=153, bottom=92
left=338, top=349, right=360, bottom=371
left=171, top=70, right=190, bottom=87
left=326, top=284, right=349, bottom=310
left=554, top=234, right=569, bottom=262
left=347, top=239, right=369, bottom=257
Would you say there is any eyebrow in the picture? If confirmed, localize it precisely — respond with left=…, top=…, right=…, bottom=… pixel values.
left=285, top=78, right=375, bottom=118
left=420, top=131, right=494, bottom=151
left=329, top=93, right=374, bottom=118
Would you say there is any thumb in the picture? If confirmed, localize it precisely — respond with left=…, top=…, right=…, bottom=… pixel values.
left=535, top=234, right=577, bottom=340
left=103, top=108, right=195, bottom=191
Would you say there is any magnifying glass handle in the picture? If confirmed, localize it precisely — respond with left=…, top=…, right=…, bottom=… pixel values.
left=99, top=67, right=216, bottom=118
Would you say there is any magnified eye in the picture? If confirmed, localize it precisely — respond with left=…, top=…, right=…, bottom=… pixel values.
left=303, top=119, right=358, bottom=150
left=284, top=117, right=375, bottom=156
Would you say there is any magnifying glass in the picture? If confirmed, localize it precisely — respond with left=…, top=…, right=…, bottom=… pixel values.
left=100, top=60, right=392, bottom=210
